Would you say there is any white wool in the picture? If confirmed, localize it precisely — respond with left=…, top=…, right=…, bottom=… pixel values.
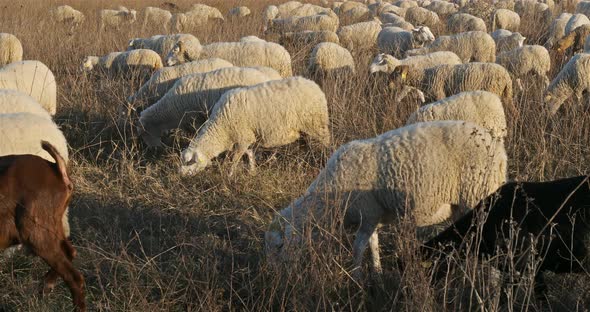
left=142, top=7, right=172, bottom=31
left=128, top=34, right=200, bottom=61
left=0, top=61, right=57, bottom=115
left=407, top=31, right=495, bottom=63
left=0, top=89, right=52, bottom=120
left=544, top=53, right=590, bottom=115
left=337, top=20, right=382, bottom=52
left=369, top=51, right=461, bottom=74
left=0, top=33, right=23, bottom=66
left=308, top=42, right=356, bottom=76
left=100, top=8, right=137, bottom=30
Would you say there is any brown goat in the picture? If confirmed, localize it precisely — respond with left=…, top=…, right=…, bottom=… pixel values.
left=0, top=141, right=85, bottom=311
left=554, top=24, right=590, bottom=54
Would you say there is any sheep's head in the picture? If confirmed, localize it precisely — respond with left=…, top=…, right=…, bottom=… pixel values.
left=127, top=38, right=140, bottom=51
left=165, top=41, right=185, bottom=66
left=388, top=65, right=409, bottom=89
left=412, top=26, right=435, bottom=46
left=510, top=32, right=526, bottom=48
left=265, top=208, right=297, bottom=259
left=81, top=56, right=98, bottom=72
left=179, top=147, right=210, bottom=175
left=369, top=53, right=398, bottom=74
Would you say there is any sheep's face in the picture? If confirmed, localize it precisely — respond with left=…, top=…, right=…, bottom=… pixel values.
left=265, top=212, right=297, bottom=258
left=412, top=26, right=435, bottom=45
left=165, top=41, right=185, bottom=66
left=369, top=53, right=396, bottom=74
left=179, top=148, right=210, bottom=176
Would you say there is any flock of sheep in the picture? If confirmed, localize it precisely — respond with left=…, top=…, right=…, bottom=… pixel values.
left=3, top=0, right=590, bottom=310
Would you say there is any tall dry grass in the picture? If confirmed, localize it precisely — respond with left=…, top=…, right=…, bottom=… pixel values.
left=0, top=0, right=589, bottom=311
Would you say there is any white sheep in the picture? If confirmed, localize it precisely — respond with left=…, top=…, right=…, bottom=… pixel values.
left=142, top=7, right=172, bottom=31
left=406, top=91, right=508, bottom=139
left=128, top=58, right=234, bottom=107
left=0, top=33, right=23, bottom=66
left=265, top=120, right=507, bottom=276
left=228, top=6, right=251, bottom=18
left=239, top=36, right=266, bottom=43
left=447, top=13, right=487, bottom=33
left=265, top=11, right=340, bottom=33
left=166, top=41, right=293, bottom=77
left=138, top=67, right=281, bottom=147
left=308, top=42, right=356, bottom=77
left=407, top=31, right=496, bottom=63
left=100, top=7, right=137, bottom=30
left=170, top=7, right=224, bottom=32
left=82, top=49, right=163, bottom=76
left=370, top=2, right=407, bottom=17
left=491, top=29, right=526, bottom=53
left=425, top=0, right=459, bottom=15
left=377, top=26, right=435, bottom=59
left=189, top=3, right=224, bottom=20
left=0, top=61, right=57, bottom=115
left=127, top=34, right=201, bottom=60
left=49, top=5, right=85, bottom=27
left=339, top=5, right=372, bottom=25
left=263, top=5, right=279, bottom=22
left=179, top=77, right=330, bottom=176
left=280, top=30, right=340, bottom=47
left=545, top=13, right=573, bottom=48
left=404, top=6, right=440, bottom=30
left=388, top=62, right=513, bottom=108
left=0, top=89, right=52, bottom=120
left=544, top=53, right=590, bottom=115
left=514, top=0, right=552, bottom=27
left=276, top=1, right=304, bottom=17
left=496, top=45, right=551, bottom=91
left=566, top=14, right=590, bottom=36
left=394, top=0, right=419, bottom=9
left=337, top=20, right=382, bottom=52
left=380, top=13, right=415, bottom=31
left=369, top=51, right=462, bottom=74
left=491, top=8, right=520, bottom=32
left=290, top=3, right=333, bottom=17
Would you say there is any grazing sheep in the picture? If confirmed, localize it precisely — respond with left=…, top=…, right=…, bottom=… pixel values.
left=339, top=5, right=372, bottom=25
left=491, top=29, right=526, bottom=53
left=142, top=7, right=172, bottom=31
left=263, top=5, right=279, bottom=22
left=179, top=77, right=330, bottom=176
left=49, top=5, right=85, bottom=26
left=128, top=58, right=233, bottom=107
left=290, top=3, right=332, bottom=17
left=544, top=53, right=590, bottom=115
left=337, top=20, right=382, bottom=52
left=377, top=26, right=435, bottom=59
left=407, top=31, right=496, bottom=63
left=0, top=61, right=57, bottom=115
left=0, top=33, right=22, bottom=66
left=138, top=67, right=281, bottom=147
left=188, top=3, right=224, bottom=20
left=395, top=0, right=419, bottom=9
left=308, top=42, right=356, bottom=77
left=406, top=91, right=507, bottom=139
left=82, top=49, right=163, bottom=76
left=100, top=7, right=137, bottom=30
left=491, top=9, right=520, bottom=32
left=496, top=45, right=551, bottom=91
left=280, top=30, right=340, bottom=47
left=447, top=13, right=487, bottom=33
left=170, top=7, right=224, bottom=32
left=239, top=36, right=266, bottom=43
left=276, top=1, right=304, bottom=17
left=166, top=41, right=293, bottom=77
left=369, top=51, right=462, bottom=74
left=545, top=13, right=573, bottom=49
left=554, top=24, right=590, bottom=54
left=265, top=11, right=340, bottom=33
left=565, top=14, right=590, bottom=35
left=0, top=141, right=85, bottom=312
left=371, top=2, right=407, bottom=17
left=380, top=13, right=414, bottom=30
left=389, top=62, right=513, bottom=108
left=228, top=6, right=251, bottom=18
left=127, top=34, right=201, bottom=60
left=404, top=7, right=440, bottom=30
left=265, top=120, right=507, bottom=276
left=514, top=0, right=552, bottom=27
left=426, top=0, right=459, bottom=15
left=0, top=89, right=52, bottom=119
left=423, top=175, right=590, bottom=295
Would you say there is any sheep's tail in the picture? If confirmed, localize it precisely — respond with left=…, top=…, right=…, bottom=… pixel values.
left=41, top=141, right=72, bottom=190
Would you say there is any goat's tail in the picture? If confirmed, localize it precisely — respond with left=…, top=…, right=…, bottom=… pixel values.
left=41, top=141, right=72, bottom=189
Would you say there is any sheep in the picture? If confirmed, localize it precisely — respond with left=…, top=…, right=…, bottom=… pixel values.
left=514, top=0, right=552, bottom=27
left=142, top=7, right=172, bottom=31
left=188, top=3, right=224, bottom=20
left=308, top=42, right=356, bottom=77
left=138, top=66, right=281, bottom=147
left=265, top=120, right=508, bottom=277
left=0, top=89, right=52, bottom=119
left=565, top=14, right=590, bottom=35
left=337, top=20, right=382, bottom=52
left=49, top=5, right=85, bottom=27
left=179, top=77, right=330, bottom=176
left=423, top=175, right=590, bottom=295
left=404, top=7, right=440, bottom=30
left=496, top=45, right=551, bottom=91
left=166, top=41, right=293, bottom=77
left=228, top=6, right=251, bottom=18
left=0, top=141, right=85, bottom=312
left=127, top=34, right=201, bottom=61
left=491, top=29, right=526, bottom=53
left=280, top=30, right=340, bottom=47
left=370, top=2, right=407, bottom=17
left=170, top=7, right=224, bottom=32
left=289, top=3, right=333, bottom=17
left=100, top=7, right=137, bottom=30
left=0, top=33, right=22, bottom=66
left=406, top=91, right=507, bottom=139
left=545, top=13, right=573, bottom=49
left=339, top=5, right=372, bottom=25
left=554, top=24, right=590, bottom=54
left=491, top=9, right=520, bottom=32
left=127, top=58, right=233, bottom=107
left=394, top=0, right=419, bottom=9
left=447, top=13, right=487, bottom=33
left=0, top=61, right=57, bottom=115
left=276, top=1, right=304, bottom=17
left=377, top=26, right=435, bottom=59
left=406, top=31, right=496, bottom=63
left=544, top=53, right=590, bottom=115
left=82, top=49, right=163, bottom=77
left=263, top=5, right=279, bottom=22
left=425, top=0, right=459, bottom=15
left=388, top=62, right=513, bottom=109
left=369, top=51, right=462, bottom=74
left=380, top=14, right=415, bottom=31
left=265, top=11, right=340, bottom=34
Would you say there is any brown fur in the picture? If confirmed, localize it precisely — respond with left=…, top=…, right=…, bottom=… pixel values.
left=0, top=141, right=85, bottom=311
left=555, top=24, right=590, bottom=54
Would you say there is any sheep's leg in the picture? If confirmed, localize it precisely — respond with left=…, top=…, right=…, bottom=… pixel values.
left=229, top=144, right=249, bottom=176
left=352, top=223, right=379, bottom=282
left=369, top=231, right=382, bottom=276
left=516, top=78, right=523, bottom=92
left=245, top=149, right=256, bottom=172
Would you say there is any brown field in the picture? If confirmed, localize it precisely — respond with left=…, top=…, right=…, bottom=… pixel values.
left=1, top=0, right=590, bottom=311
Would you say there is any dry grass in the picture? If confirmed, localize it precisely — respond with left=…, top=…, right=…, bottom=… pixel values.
left=1, top=0, right=590, bottom=311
